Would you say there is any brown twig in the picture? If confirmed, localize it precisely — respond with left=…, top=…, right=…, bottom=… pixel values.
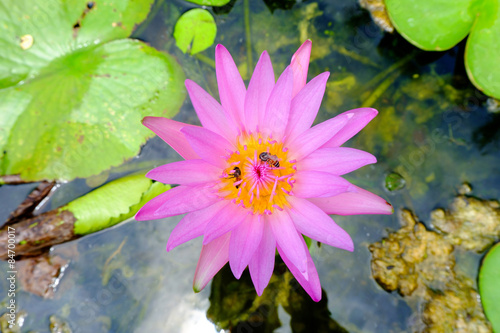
left=0, top=209, right=77, bottom=260
left=0, top=174, right=32, bottom=185
left=5, top=181, right=57, bottom=225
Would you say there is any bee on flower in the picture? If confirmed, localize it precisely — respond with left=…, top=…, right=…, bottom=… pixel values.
left=135, top=40, right=393, bottom=301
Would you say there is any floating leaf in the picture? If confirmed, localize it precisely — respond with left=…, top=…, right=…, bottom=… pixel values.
left=384, top=0, right=500, bottom=99
left=479, top=242, right=500, bottom=331
left=465, top=0, right=500, bottom=99
left=184, top=0, right=231, bottom=6
left=0, top=172, right=170, bottom=258
left=0, top=0, right=186, bottom=182
left=385, top=0, right=476, bottom=51
left=174, top=9, right=217, bottom=55
left=65, top=172, right=170, bottom=235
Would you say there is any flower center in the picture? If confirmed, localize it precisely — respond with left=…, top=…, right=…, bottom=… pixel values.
left=219, top=133, right=296, bottom=215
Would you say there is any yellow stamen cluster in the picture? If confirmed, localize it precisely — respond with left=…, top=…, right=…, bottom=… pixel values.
left=219, top=133, right=296, bottom=215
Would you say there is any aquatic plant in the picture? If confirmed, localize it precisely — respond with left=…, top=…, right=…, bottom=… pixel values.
left=383, top=0, right=500, bottom=99
left=135, top=40, right=393, bottom=301
left=0, top=0, right=185, bottom=182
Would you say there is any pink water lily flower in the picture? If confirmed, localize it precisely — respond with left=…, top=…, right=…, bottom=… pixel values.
left=136, top=40, right=393, bottom=301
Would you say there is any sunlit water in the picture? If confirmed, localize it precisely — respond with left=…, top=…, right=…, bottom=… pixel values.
left=1, top=0, right=499, bottom=332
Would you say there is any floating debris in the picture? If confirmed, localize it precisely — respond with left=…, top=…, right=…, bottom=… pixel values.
left=370, top=209, right=492, bottom=332
left=486, top=98, right=500, bottom=113
left=359, top=0, right=394, bottom=33
left=18, top=254, right=69, bottom=298
left=385, top=172, right=406, bottom=191
left=50, top=315, right=72, bottom=333
left=19, top=35, right=33, bottom=50
left=0, top=310, right=27, bottom=333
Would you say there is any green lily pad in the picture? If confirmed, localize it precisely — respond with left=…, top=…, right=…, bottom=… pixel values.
left=385, top=0, right=476, bottom=51
left=0, top=0, right=186, bottom=182
left=64, top=172, right=171, bottom=235
left=174, top=9, right=217, bottom=55
left=384, top=0, right=500, bottom=99
left=184, top=0, right=231, bottom=6
left=479, top=242, right=500, bottom=331
left=465, top=0, right=500, bottom=99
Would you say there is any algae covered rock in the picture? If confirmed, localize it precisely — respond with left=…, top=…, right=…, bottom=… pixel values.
left=370, top=208, right=492, bottom=332
left=431, top=195, right=500, bottom=252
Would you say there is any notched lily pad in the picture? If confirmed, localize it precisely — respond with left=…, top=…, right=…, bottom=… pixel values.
left=466, top=0, right=500, bottom=99
left=385, top=0, right=476, bottom=51
left=479, top=242, right=500, bottom=331
left=174, top=8, right=217, bottom=55
left=0, top=0, right=186, bottom=182
left=383, top=0, right=500, bottom=99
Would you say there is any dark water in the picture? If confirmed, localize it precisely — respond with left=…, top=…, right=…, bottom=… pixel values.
left=1, top=0, right=499, bottom=332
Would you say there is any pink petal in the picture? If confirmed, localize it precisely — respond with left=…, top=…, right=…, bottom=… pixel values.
left=287, top=196, right=353, bottom=251
left=146, top=159, right=221, bottom=185
left=193, top=233, right=230, bottom=292
left=185, top=79, right=238, bottom=142
left=277, top=238, right=322, bottom=302
left=229, top=214, right=264, bottom=279
left=322, top=108, right=378, bottom=147
left=285, top=72, right=330, bottom=141
left=151, top=184, right=218, bottom=218
left=245, top=51, right=275, bottom=133
left=142, top=117, right=199, bottom=160
left=296, top=147, right=376, bottom=175
left=269, top=209, right=308, bottom=274
left=286, top=113, right=351, bottom=161
left=181, top=126, right=234, bottom=169
left=290, top=40, right=312, bottom=98
left=293, top=171, right=356, bottom=198
left=166, top=201, right=228, bottom=251
left=261, top=66, right=293, bottom=140
left=308, top=185, right=393, bottom=215
left=215, top=44, right=247, bottom=126
left=135, top=186, right=190, bottom=221
left=203, top=203, right=247, bottom=245
left=248, top=218, right=276, bottom=296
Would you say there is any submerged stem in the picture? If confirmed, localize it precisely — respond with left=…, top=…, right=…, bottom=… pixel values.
left=194, top=53, right=216, bottom=69
left=361, top=53, right=415, bottom=107
left=331, top=44, right=381, bottom=68
left=364, top=52, right=415, bottom=89
left=362, top=70, right=399, bottom=107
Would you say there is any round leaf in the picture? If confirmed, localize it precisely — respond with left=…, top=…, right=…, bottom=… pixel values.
left=0, top=0, right=156, bottom=89
left=184, top=0, right=231, bottom=6
left=465, top=0, right=500, bottom=99
left=385, top=0, right=476, bottom=51
left=0, top=0, right=186, bottom=182
left=174, top=9, right=217, bottom=55
left=0, top=39, right=185, bottom=181
left=479, top=242, right=500, bottom=331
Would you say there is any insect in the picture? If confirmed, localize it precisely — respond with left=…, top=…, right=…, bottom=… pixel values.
left=259, top=152, right=280, bottom=168
left=228, top=167, right=242, bottom=188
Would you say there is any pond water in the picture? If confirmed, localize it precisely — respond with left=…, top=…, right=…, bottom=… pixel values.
left=1, top=0, right=499, bottom=332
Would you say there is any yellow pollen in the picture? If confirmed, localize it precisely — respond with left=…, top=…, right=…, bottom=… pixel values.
left=219, top=133, right=296, bottom=215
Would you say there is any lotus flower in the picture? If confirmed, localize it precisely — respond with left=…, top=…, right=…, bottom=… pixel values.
left=135, top=40, right=393, bottom=301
